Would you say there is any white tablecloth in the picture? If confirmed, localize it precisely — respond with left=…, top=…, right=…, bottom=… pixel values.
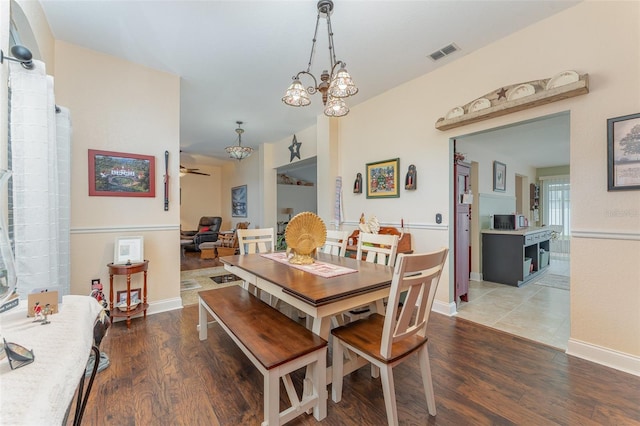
left=0, top=295, right=103, bottom=425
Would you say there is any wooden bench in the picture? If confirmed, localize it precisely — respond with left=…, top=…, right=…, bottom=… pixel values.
left=198, top=286, right=328, bottom=425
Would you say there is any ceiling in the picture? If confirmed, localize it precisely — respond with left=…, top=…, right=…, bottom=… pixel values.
left=37, top=0, right=579, bottom=165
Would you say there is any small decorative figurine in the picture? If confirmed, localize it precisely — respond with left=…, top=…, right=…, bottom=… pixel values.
left=33, top=301, right=44, bottom=322
left=405, top=164, right=417, bottom=190
left=354, top=173, right=363, bottom=193
left=41, top=303, right=51, bottom=325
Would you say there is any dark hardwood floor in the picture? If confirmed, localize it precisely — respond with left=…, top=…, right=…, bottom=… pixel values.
left=78, top=296, right=640, bottom=425
left=181, top=250, right=222, bottom=271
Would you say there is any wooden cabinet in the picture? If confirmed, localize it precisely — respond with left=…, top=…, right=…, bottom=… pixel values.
left=482, top=229, right=551, bottom=287
left=455, top=161, right=471, bottom=302
left=530, top=183, right=539, bottom=211
left=108, top=260, right=149, bottom=328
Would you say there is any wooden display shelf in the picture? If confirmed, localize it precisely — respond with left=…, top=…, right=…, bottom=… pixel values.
left=108, top=260, right=149, bottom=328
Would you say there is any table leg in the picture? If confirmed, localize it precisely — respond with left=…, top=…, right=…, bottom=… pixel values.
left=198, top=297, right=208, bottom=340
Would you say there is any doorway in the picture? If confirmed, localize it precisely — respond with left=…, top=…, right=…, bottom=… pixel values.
left=451, top=112, right=571, bottom=349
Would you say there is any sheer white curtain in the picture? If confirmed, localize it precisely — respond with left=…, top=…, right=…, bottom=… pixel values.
left=8, top=60, right=71, bottom=298
left=541, top=175, right=570, bottom=258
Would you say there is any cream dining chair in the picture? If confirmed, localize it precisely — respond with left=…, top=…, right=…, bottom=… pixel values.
left=236, top=228, right=274, bottom=295
left=237, top=227, right=275, bottom=255
left=331, top=248, right=449, bottom=426
left=236, top=227, right=281, bottom=306
left=345, top=232, right=400, bottom=321
left=320, top=229, right=349, bottom=257
left=356, top=232, right=399, bottom=267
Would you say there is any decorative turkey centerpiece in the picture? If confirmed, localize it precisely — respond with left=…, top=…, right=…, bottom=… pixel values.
left=285, top=212, right=327, bottom=265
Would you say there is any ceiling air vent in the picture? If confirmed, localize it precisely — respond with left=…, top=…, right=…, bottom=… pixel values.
left=428, top=43, right=459, bottom=61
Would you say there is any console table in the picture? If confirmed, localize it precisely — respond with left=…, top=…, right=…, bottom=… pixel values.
left=108, top=260, right=149, bottom=328
left=0, top=295, right=103, bottom=424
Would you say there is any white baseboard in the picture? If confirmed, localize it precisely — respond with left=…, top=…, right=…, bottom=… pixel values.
left=111, top=297, right=183, bottom=323
left=470, top=272, right=482, bottom=282
left=433, top=299, right=457, bottom=316
left=566, top=338, right=640, bottom=377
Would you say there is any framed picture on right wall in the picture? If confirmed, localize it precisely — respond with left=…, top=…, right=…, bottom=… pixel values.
left=607, top=112, right=640, bottom=191
left=493, top=161, right=506, bottom=192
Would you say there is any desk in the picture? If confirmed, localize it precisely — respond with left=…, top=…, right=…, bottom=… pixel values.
left=0, top=295, right=103, bottom=424
left=220, top=252, right=393, bottom=381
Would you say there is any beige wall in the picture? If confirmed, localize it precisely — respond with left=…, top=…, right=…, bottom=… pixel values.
left=53, top=41, right=181, bottom=307
left=538, top=165, right=570, bottom=178
left=180, top=164, right=223, bottom=231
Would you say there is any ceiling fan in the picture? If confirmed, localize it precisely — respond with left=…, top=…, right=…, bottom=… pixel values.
left=179, top=150, right=210, bottom=176
left=179, top=165, right=210, bottom=176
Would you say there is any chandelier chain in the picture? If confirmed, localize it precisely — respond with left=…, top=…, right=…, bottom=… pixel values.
left=306, top=14, right=322, bottom=74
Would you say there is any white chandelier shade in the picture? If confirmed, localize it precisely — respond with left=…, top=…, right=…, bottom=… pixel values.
left=225, top=121, right=253, bottom=161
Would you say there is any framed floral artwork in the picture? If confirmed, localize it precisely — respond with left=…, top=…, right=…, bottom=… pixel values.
left=366, top=158, right=400, bottom=198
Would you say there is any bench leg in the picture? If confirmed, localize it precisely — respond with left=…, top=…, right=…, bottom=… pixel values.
left=264, top=370, right=280, bottom=426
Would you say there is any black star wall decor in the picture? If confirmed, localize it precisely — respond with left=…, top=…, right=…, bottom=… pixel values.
left=289, top=135, right=302, bottom=162
left=496, top=88, right=508, bottom=100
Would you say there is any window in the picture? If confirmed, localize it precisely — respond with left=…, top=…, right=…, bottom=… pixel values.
left=541, top=175, right=570, bottom=257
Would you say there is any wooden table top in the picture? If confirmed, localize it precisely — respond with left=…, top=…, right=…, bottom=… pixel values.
left=220, top=253, right=393, bottom=307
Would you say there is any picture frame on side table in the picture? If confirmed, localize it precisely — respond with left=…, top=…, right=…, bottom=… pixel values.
left=232, top=185, right=248, bottom=217
left=493, top=161, right=506, bottom=192
left=366, top=158, right=400, bottom=198
left=607, top=112, right=640, bottom=191
left=113, top=236, right=144, bottom=265
left=88, top=149, right=155, bottom=197
left=117, top=288, right=141, bottom=305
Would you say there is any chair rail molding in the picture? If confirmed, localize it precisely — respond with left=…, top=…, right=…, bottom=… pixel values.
left=71, top=224, right=179, bottom=234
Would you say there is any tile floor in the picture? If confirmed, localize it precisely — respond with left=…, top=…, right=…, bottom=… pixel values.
left=455, top=258, right=570, bottom=350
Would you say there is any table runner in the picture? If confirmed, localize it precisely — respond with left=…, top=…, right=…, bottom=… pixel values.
left=261, top=252, right=358, bottom=278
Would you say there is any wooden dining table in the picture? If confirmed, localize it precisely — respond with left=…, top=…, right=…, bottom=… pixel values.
left=220, top=252, right=393, bottom=338
left=218, top=252, right=394, bottom=382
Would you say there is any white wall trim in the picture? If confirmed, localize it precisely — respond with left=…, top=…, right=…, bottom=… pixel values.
left=110, top=297, right=183, bottom=325
left=572, top=229, right=640, bottom=241
left=71, top=224, right=179, bottom=234
left=470, top=272, right=483, bottom=282
left=335, top=221, right=448, bottom=231
left=566, top=338, right=640, bottom=377
left=433, top=299, right=457, bottom=316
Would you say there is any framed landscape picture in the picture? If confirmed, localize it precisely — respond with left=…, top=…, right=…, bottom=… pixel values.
left=607, top=113, right=640, bottom=191
left=366, top=158, right=400, bottom=198
left=232, top=185, right=248, bottom=217
left=88, top=149, right=155, bottom=197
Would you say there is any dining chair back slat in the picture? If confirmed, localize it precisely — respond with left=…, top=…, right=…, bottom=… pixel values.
left=356, top=232, right=399, bottom=267
left=237, top=228, right=275, bottom=255
left=321, top=230, right=349, bottom=257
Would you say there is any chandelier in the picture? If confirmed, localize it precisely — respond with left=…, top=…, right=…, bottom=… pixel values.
left=225, top=121, right=253, bottom=161
left=282, top=0, right=358, bottom=117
